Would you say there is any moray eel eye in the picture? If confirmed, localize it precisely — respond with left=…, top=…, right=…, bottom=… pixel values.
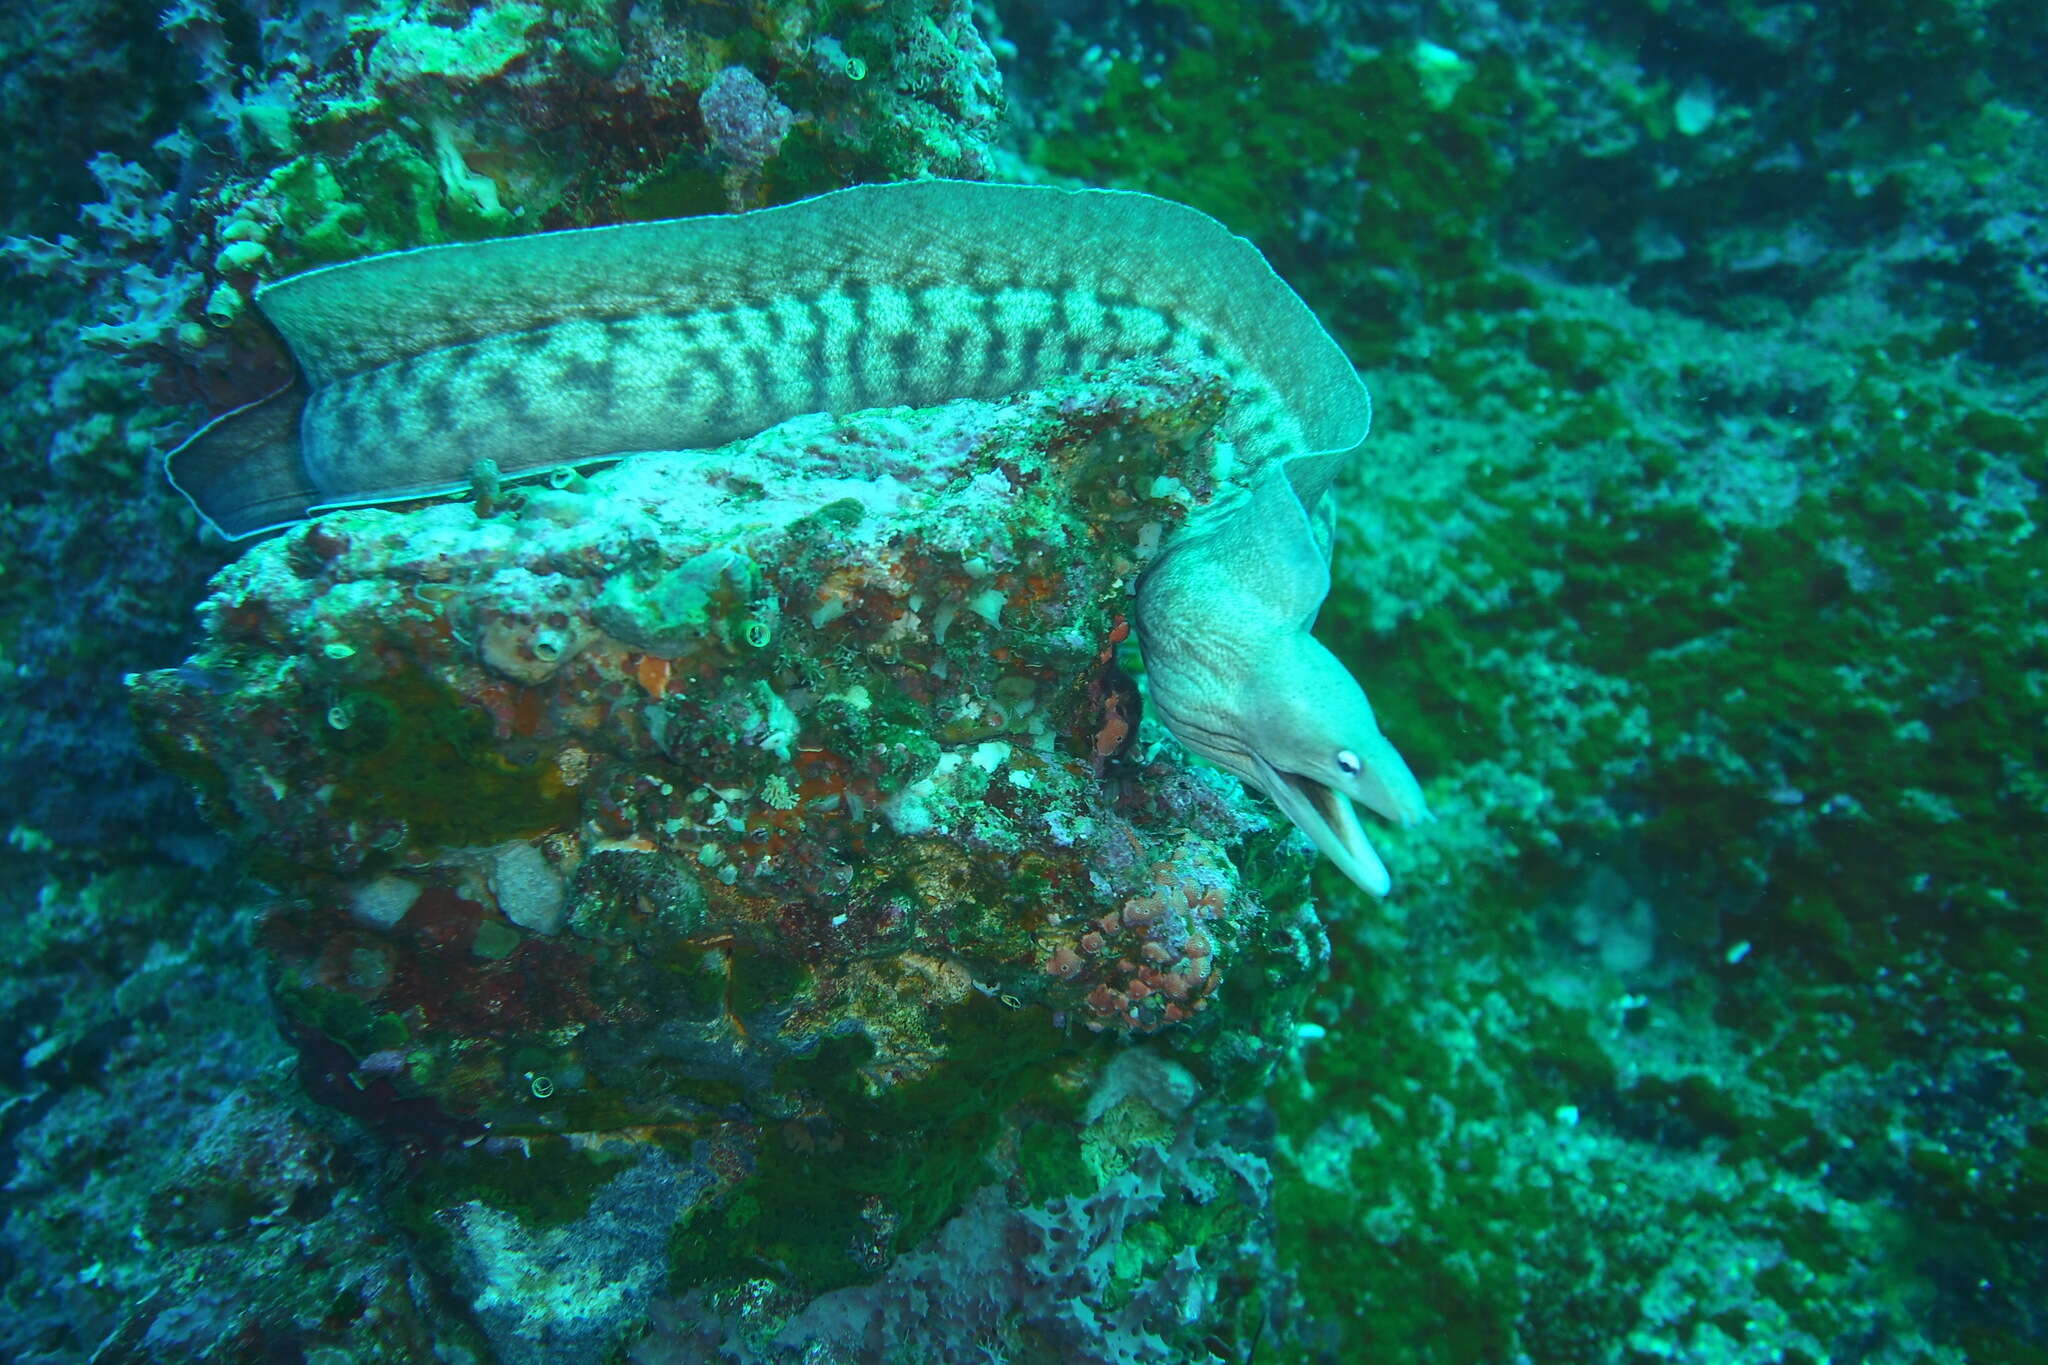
left=1335, top=748, right=1362, bottom=777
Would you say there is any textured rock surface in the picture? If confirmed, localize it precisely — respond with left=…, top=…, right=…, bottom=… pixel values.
left=131, top=360, right=1327, bottom=1359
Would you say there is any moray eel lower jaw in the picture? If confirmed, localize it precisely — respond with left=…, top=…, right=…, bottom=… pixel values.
left=1252, top=754, right=1394, bottom=897
left=1245, top=722, right=1432, bottom=898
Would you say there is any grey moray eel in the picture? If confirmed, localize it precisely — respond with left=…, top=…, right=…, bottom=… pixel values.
left=167, top=179, right=1430, bottom=895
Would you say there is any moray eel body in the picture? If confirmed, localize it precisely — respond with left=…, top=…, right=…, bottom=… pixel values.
left=167, top=179, right=1427, bottom=893
left=169, top=180, right=1354, bottom=539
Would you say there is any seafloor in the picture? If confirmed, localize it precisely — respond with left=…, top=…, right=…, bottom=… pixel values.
left=1, top=2, right=2043, bottom=1362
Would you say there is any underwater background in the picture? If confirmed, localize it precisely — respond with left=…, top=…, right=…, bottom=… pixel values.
left=2, top=0, right=2044, bottom=1361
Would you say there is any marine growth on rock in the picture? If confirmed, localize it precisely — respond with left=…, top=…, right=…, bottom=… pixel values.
left=132, top=358, right=1331, bottom=1357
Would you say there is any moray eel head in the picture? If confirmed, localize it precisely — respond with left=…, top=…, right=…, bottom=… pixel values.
left=1238, top=634, right=1431, bottom=897
left=1143, top=607, right=1429, bottom=898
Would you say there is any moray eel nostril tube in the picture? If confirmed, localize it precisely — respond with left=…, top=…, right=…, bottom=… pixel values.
left=165, top=178, right=1428, bottom=894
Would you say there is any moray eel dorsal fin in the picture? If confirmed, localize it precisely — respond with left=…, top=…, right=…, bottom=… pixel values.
left=166, top=178, right=1426, bottom=893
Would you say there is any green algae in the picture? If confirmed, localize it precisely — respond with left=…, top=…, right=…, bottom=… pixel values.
left=392, top=1142, right=634, bottom=1280
left=277, top=983, right=412, bottom=1060
left=674, top=993, right=1083, bottom=1292
left=1274, top=338, right=2045, bottom=1351
left=1029, top=0, right=1510, bottom=362
left=315, top=673, right=576, bottom=859
left=1015, top=1115, right=1095, bottom=1205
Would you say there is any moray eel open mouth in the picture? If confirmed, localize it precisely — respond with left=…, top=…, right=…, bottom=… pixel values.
left=1252, top=756, right=1392, bottom=898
